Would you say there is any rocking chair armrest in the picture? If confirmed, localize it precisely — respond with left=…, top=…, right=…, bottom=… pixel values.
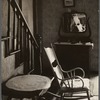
left=63, top=75, right=84, bottom=88
left=61, top=67, right=85, bottom=78
left=73, top=67, right=85, bottom=77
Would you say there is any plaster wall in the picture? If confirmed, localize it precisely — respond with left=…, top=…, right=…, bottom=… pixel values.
left=38, top=0, right=99, bottom=74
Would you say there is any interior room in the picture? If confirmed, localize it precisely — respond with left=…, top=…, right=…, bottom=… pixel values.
left=1, top=0, right=99, bottom=100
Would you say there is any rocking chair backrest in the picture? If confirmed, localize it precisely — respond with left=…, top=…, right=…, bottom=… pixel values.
left=44, top=47, right=64, bottom=84
left=44, top=45, right=90, bottom=100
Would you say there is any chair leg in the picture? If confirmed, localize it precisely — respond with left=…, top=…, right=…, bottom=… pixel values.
left=60, top=93, right=64, bottom=100
left=86, top=90, right=90, bottom=100
left=60, top=96, right=63, bottom=100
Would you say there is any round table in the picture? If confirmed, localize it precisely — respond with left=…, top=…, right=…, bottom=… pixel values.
left=2, top=75, right=51, bottom=100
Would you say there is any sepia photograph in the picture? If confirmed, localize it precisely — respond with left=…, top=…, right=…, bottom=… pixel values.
left=1, top=0, right=99, bottom=100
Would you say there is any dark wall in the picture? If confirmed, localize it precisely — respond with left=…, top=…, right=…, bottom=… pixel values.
left=37, top=0, right=99, bottom=75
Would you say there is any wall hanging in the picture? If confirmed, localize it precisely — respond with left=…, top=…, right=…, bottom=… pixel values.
left=63, top=0, right=74, bottom=7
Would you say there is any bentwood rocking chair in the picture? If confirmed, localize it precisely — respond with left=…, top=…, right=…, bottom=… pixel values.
left=44, top=44, right=90, bottom=100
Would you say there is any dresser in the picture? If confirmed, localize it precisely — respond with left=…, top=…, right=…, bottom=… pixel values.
left=54, top=42, right=94, bottom=77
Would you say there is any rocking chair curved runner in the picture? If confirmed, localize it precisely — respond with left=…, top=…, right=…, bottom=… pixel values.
left=44, top=44, right=90, bottom=100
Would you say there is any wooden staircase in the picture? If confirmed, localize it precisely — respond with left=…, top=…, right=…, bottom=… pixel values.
left=1, top=0, right=41, bottom=82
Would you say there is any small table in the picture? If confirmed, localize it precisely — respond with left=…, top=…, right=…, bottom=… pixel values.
left=2, top=75, right=51, bottom=100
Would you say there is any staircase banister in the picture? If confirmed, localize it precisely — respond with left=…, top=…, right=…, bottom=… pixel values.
left=8, top=0, right=39, bottom=48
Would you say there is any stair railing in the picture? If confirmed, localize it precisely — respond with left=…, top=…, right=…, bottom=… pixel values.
left=2, top=0, right=39, bottom=74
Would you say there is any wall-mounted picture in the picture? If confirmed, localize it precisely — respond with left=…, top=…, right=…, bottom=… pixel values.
left=63, top=0, right=74, bottom=7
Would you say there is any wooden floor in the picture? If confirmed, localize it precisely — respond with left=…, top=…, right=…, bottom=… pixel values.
left=78, top=96, right=98, bottom=100
left=51, top=96, right=98, bottom=100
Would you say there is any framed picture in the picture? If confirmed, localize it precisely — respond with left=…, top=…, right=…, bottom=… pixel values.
left=63, top=0, right=74, bottom=7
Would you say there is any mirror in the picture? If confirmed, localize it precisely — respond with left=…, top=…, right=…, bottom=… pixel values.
left=62, top=12, right=87, bottom=33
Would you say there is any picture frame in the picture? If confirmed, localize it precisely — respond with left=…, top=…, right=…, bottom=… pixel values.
left=63, top=0, right=74, bottom=7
